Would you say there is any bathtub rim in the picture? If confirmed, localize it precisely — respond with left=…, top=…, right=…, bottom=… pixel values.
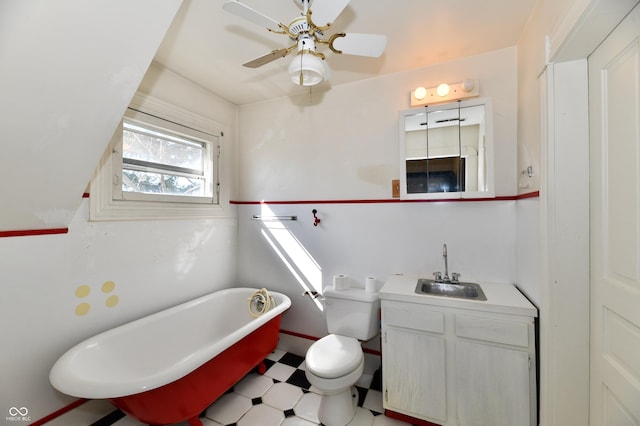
left=49, top=287, right=291, bottom=399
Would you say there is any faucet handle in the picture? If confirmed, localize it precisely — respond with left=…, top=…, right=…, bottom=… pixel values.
left=433, top=271, right=442, bottom=282
left=451, top=272, right=460, bottom=282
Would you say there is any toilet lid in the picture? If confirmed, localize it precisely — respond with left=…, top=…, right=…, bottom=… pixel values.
left=306, top=334, right=363, bottom=379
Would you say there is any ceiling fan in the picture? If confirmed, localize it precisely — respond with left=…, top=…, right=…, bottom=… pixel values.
left=222, top=0, right=387, bottom=86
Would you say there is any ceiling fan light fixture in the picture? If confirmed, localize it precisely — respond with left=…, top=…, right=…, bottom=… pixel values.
left=223, top=0, right=387, bottom=89
left=288, top=53, right=325, bottom=86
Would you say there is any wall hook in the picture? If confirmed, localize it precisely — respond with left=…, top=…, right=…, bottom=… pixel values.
left=312, top=209, right=321, bottom=227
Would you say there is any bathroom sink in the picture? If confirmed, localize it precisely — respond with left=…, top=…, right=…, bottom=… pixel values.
left=414, top=279, right=487, bottom=301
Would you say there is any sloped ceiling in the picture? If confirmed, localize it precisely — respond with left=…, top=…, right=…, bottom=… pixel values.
left=155, top=0, right=538, bottom=105
left=0, top=0, right=182, bottom=232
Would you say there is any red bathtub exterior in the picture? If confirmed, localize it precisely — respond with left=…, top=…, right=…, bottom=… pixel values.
left=109, top=315, right=282, bottom=426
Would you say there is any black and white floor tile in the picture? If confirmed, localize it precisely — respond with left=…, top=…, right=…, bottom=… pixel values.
left=47, top=349, right=411, bottom=426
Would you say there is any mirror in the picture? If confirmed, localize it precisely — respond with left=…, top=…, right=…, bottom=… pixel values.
left=399, top=98, right=493, bottom=199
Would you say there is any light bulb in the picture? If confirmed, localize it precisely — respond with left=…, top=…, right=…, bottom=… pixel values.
left=414, top=86, right=427, bottom=100
left=436, top=83, right=450, bottom=97
left=463, top=79, right=475, bottom=92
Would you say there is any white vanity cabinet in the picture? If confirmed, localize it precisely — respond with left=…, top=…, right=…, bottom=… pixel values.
left=380, top=276, right=537, bottom=426
left=382, top=301, right=448, bottom=422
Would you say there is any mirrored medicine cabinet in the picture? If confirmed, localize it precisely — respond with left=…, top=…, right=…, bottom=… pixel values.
left=399, top=98, right=494, bottom=199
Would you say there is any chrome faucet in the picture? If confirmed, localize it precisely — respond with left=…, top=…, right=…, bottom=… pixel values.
left=442, top=244, right=450, bottom=282
left=433, top=244, right=460, bottom=283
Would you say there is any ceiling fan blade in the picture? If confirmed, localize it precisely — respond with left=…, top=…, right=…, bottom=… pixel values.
left=222, top=0, right=282, bottom=33
left=330, top=33, right=387, bottom=57
left=243, top=48, right=291, bottom=68
left=310, top=0, right=350, bottom=28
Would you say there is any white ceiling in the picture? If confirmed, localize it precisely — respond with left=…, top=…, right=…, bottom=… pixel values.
left=154, top=0, right=537, bottom=105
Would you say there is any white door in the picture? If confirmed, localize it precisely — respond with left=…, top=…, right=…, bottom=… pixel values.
left=589, top=4, right=640, bottom=425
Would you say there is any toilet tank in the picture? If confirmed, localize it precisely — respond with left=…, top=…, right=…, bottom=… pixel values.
left=323, top=288, right=380, bottom=340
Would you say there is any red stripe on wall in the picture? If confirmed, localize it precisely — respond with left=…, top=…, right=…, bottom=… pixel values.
left=280, top=329, right=382, bottom=356
left=231, top=192, right=539, bottom=205
left=30, top=399, right=88, bottom=426
left=516, top=190, right=540, bottom=199
left=0, top=194, right=539, bottom=238
left=0, top=228, right=68, bottom=238
left=280, top=329, right=319, bottom=341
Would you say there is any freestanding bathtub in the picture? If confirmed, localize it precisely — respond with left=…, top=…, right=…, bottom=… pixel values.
left=50, top=287, right=291, bottom=426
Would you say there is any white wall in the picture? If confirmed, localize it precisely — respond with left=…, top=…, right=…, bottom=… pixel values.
left=237, top=47, right=518, bottom=201
left=238, top=201, right=518, bottom=338
left=516, top=0, right=576, bottom=195
left=0, top=0, right=182, bottom=232
left=236, top=48, right=528, bottom=340
left=516, top=197, right=540, bottom=305
left=0, top=65, right=238, bottom=421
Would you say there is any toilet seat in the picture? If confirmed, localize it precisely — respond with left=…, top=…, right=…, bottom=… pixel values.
left=306, top=334, right=363, bottom=379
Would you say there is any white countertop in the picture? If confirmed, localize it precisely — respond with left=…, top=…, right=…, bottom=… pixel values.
left=380, top=274, right=538, bottom=318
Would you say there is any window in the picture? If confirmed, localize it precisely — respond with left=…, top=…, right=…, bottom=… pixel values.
left=122, top=119, right=210, bottom=198
left=116, top=109, right=219, bottom=204
left=90, top=94, right=228, bottom=221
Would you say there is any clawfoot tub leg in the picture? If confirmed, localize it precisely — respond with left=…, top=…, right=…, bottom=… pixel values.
left=257, top=361, right=267, bottom=375
left=187, top=416, right=203, bottom=426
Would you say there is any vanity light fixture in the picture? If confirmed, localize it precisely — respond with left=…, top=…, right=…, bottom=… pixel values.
left=410, top=79, right=480, bottom=107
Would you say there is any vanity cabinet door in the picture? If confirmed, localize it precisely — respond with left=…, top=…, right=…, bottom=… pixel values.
left=455, top=340, right=531, bottom=426
left=383, top=327, right=447, bottom=423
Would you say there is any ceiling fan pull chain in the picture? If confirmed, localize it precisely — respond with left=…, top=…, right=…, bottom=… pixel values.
left=299, top=40, right=305, bottom=85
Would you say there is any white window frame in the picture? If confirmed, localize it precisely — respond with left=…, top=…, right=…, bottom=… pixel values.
left=90, top=93, right=229, bottom=221
left=118, top=110, right=217, bottom=203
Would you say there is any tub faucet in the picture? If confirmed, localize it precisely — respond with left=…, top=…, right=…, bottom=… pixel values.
left=442, top=244, right=450, bottom=282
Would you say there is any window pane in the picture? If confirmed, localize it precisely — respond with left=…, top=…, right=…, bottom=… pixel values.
left=122, top=169, right=205, bottom=196
left=123, top=122, right=204, bottom=172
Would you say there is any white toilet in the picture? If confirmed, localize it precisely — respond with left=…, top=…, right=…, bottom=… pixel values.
left=305, top=287, right=380, bottom=426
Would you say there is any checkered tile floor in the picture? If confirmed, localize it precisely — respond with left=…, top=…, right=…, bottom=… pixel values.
left=47, top=349, right=412, bottom=426
left=202, top=348, right=405, bottom=426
